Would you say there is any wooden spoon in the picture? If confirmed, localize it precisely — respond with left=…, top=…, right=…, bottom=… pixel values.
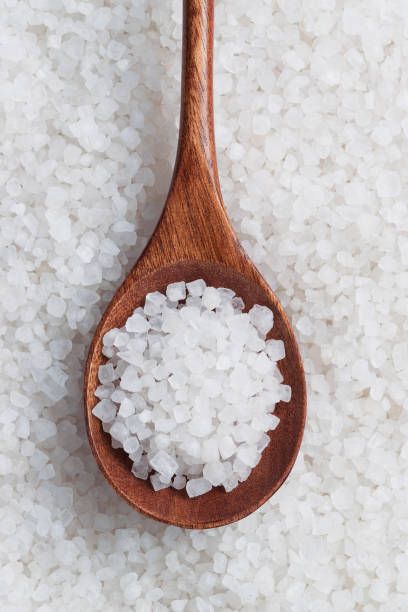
left=84, top=0, right=306, bottom=529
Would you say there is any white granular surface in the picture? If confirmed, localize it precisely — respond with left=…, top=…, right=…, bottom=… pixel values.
left=93, top=281, right=288, bottom=496
left=1, top=1, right=407, bottom=610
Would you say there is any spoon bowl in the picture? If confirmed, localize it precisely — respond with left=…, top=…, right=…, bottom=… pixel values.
left=85, top=261, right=305, bottom=528
left=84, top=0, right=306, bottom=529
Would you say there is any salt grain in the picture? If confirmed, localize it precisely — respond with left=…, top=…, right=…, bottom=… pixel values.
left=93, top=281, right=288, bottom=495
left=47, top=296, right=66, bottom=318
left=248, top=305, right=274, bottom=336
left=166, top=281, right=187, bottom=302
left=186, top=278, right=206, bottom=297
left=202, top=286, right=221, bottom=310
left=92, top=399, right=116, bottom=423
left=186, top=478, right=212, bottom=498
left=125, top=312, right=150, bottom=334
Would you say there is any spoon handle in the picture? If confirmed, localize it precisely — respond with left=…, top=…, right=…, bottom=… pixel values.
left=173, top=0, right=220, bottom=192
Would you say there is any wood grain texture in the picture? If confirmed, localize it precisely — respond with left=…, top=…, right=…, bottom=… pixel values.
left=84, top=0, right=307, bottom=529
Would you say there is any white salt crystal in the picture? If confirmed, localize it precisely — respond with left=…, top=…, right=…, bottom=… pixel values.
left=127, top=417, right=151, bottom=441
left=150, top=473, right=170, bottom=491
left=30, top=450, right=49, bottom=471
left=158, top=473, right=172, bottom=484
left=392, top=343, right=407, bottom=370
left=144, top=291, right=167, bottom=316
left=201, top=438, right=220, bottom=463
left=265, top=339, right=285, bottom=361
left=203, top=462, right=226, bottom=486
left=180, top=436, right=201, bottom=459
left=120, top=366, right=141, bottom=392
left=228, top=314, right=250, bottom=344
left=64, top=144, right=81, bottom=165
left=131, top=456, right=149, bottom=480
left=213, top=552, right=228, bottom=573
left=188, top=417, right=213, bottom=438
left=185, top=351, right=207, bottom=374
left=236, top=446, right=261, bottom=468
left=117, top=398, right=135, bottom=418
left=21, top=441, right=35, bottom=457
left=172, top=475, right=187, bottom=490
left=279, top=385, right=292, bottom=402
left=254, top=415, right=279, bottom=433
left=49, top=339, right=72, bottom=360
left=95, top=385, right=114, bottom=399
left=249, top=305, right=274, bottom=336
left=48, top=214, right=71, bottom=242
left=202, top=286, right=221, bottom=310
left=15, top=416, right=30, bottom=439
left=10, top=391, right=29, bottom=408
left=150, top=450, right=178, bottom=480
left=219, top=435, right=236, bottom=459
left=217, top=287, right=236, bottom=306
left=202, top=378, right=222, bottom=398
left=98, top=363, right=116, bottom=384
left=296, top=316, right=313, bottom=336
left=223, top=474, right=239, bottom=493
left=39, top=464, right=55, bottom=480
left=93, top=7, right=111, bottom=30
left=149, top=316, right=163, bottom=332
left=111, top=389, right=126, bottom=404
left=123, top=581, right=142, bottom=603
left=103, top=328, right=120, bottom=347
left=186, top=478, right=212, bottom=498
left=123, top=437, right=140, bottom=454
left=92, top=400, right=116, bottom=424
left=257, top=432, right=271, bottom=453
left=253, top=113, right=271, bottom=135
left=33, top=419, right=57, bottom=442
left=166, top=281, right=187, bottom=302
left=47, top=296, right=66, bottom=318
left=109, top=422, right=128, bottom=444
left=129, top=446, right=143, bottom=464
left=369, top=580, right=389, bottom=603
left=107, top=40, right=126, bottom=61
left=252, top=352, right=273, bottom=375
left=233, top=458, right=252, bottom=482
left=125, top=312, right=150, bottom=334
left=120, top=126, right=140, bottom=149
left=186, top=278, right=206, bottom=296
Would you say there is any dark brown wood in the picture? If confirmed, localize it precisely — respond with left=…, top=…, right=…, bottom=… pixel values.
left=84, top=0, right=306, bottom=529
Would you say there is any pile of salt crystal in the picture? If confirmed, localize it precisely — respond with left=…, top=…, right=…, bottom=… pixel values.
left=93, top=279, right=290, bottom=496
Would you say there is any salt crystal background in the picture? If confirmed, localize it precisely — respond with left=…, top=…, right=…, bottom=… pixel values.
left=1, top=1, right=407, bottom=610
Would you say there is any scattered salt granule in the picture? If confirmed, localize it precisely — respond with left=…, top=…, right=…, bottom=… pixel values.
left=2, top=0, right=408, bottom=608
left=93, top=281, right=289, bottom=495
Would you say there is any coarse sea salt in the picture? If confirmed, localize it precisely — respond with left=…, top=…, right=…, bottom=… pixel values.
left=93, top=280, right=289, bottom=495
